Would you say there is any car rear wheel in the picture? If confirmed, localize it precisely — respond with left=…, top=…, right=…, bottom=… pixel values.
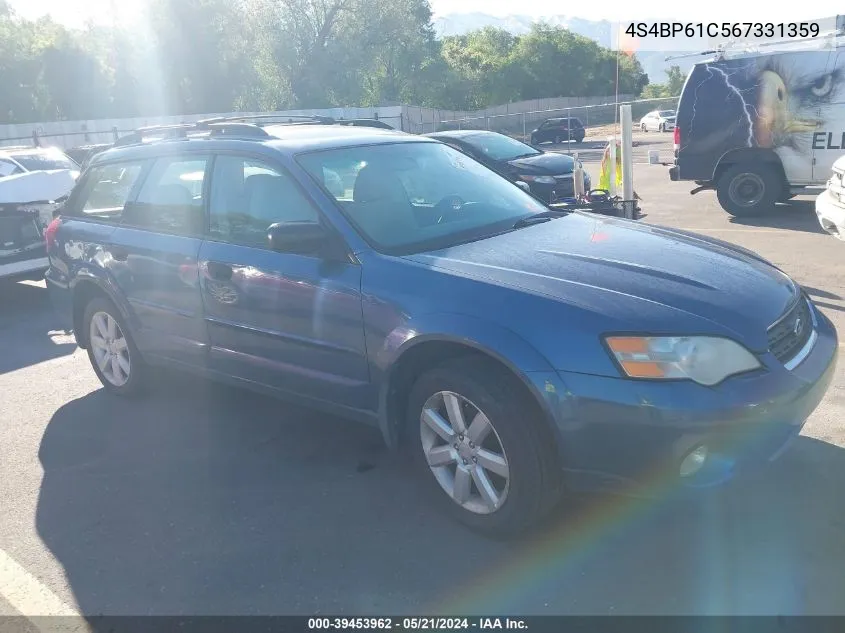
left=406, top=357, right=562, bottom=537
left=716, top=163, right=781, bottom=217
left=83, top=297, right=147, bottom=396
left=641, top=123, right=647, bottom=132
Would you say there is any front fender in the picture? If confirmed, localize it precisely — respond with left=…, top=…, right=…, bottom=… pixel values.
left=376, top=313, right=570, bottom=449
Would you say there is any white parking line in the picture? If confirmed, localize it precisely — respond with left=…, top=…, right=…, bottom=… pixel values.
left=677, top=228, right=787, bottom=233
left=0, top=547, right=78, bottom=617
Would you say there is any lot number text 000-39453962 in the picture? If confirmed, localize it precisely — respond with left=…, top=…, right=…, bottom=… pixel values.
left=624, top=22, right=821, bottom=39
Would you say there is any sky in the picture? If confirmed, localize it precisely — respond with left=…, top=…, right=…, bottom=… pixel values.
left=7, top=0, right=844, bottom=28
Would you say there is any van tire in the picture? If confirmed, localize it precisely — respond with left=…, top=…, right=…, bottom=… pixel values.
left=716, top=163, right=781, bottom=217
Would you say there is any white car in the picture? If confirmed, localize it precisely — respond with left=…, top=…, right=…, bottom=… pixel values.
left=639, top=110, right=676, bottom=132
left=0, top=145, right=80, bottom=179
left=816, top=155, right=845, bottom=240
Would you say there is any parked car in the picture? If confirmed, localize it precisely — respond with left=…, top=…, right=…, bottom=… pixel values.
left=65, top=143, right=115, bottom=170
left=0, top=147, right=80, bottom=283
left=639, top=109, right=676, bottom=132
left=423, top=130, right=591, bottom=203
left=529, top=117, right=586, bottom=145
left=47, top=117, right=837, bottom=537
left=0, top=145, right=80, bottom=178
left=816, top=154, right=845, bottom=240
left=670, top=44, right=845, bottom=216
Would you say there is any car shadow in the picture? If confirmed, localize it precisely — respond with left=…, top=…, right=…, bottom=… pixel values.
left=727, top=200, right=827, bottom=235
left=0, top=280, right=76, bottom=375
left=35, top=372, right=845, bottom=616
left=803, top=286, right=842, bottom=301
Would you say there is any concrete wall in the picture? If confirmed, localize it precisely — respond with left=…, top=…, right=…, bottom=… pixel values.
left=0, top=106, right=404, bottom=150
left=0, top=96, right=638, bottom=150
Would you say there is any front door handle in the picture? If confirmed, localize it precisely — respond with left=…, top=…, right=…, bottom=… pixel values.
left=205, top=261, right=233, bottom=281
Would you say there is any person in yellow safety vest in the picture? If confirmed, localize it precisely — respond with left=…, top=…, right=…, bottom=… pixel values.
left=598, top=140, right=641, bottom=200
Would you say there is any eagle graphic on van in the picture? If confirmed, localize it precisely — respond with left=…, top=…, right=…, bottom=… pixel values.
left=670, top=47, right=845, bottom=217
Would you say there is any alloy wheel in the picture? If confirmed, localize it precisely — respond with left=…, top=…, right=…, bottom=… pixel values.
left=89, top=311, right=131, bottom=387
left=419, top=391, right=510, bottom=515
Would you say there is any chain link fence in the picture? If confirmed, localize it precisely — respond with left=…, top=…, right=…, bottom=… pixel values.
left=437, top=96, right=680, bottom=144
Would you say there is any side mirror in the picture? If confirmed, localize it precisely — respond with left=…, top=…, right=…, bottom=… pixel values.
left=267, top=222, right=328, bottom=255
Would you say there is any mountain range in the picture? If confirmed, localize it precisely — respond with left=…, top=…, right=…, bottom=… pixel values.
left=431, top=13, right=696, bottom=86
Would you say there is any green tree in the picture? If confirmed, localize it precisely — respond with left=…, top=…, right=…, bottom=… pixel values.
left=641, top=64, right=685, bottom=99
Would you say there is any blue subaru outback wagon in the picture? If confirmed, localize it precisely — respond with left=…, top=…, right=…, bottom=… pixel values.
left=46, top=116, right=838, bottom=536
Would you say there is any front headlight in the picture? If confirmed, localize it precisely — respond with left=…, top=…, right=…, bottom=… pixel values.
left=604, top=336, right=761, bottom=386
left=521, top=175, right=556, bottom=184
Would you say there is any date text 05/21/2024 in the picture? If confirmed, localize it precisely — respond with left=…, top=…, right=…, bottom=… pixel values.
left=624, top=22, right=821, bottom=39
left=307, top=617, right=528, bottom=630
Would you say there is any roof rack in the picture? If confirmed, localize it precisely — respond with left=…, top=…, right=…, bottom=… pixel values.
left=112, top=114, right=396, bottom=149
left=113, top=120, right=271, bottom=147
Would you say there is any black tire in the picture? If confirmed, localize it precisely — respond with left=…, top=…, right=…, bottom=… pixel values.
left=659, top=123, right=665, bottom=133
left=716, top=163, right=782, bottom=217
left=530, top=135, right=538, bottom=145
left=83, top=297, right=147, bottom=396
left=641, top=123, right=647, bottom=132
left=405, top=356, right=562, bottom=537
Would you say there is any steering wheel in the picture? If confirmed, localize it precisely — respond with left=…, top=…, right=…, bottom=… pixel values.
left=434, top=195, right=467, bottom=224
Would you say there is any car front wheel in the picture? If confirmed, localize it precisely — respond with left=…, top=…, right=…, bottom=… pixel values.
left=406, top=357, right=562, bottom=537
left=83, top=297, right=147, bottom=396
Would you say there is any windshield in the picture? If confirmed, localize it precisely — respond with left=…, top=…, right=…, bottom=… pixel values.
left=13, top=149, right=78, bottom=172
left=461, top=133, right=541, bottom=161
left=297, top=141, right=549, bottom=255
left=658, top=111, right=675, bottom=118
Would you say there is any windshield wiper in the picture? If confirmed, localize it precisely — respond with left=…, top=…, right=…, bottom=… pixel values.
left=511, top=209, right=567, bottom=229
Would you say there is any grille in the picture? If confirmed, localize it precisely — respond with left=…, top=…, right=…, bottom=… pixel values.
left=767, top=298, right=813, bottom=364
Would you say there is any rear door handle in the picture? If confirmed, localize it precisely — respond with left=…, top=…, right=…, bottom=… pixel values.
left=205, top=261, right=233, bottom=281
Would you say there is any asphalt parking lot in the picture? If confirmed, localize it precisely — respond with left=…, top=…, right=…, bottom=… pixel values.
left=0, top=147, right=843, bottom=619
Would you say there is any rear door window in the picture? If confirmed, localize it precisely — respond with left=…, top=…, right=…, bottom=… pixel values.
left=122, top=156, right=209, bottom=236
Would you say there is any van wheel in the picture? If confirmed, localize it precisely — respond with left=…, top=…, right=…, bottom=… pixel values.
left=83, top=297, right=147, bottom=396
left=716, top=163, right=781, bottom=217
left=405, top=357, right=562, bottom=538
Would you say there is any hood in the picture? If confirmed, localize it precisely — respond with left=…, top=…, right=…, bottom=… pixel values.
left=0, top=169, right=77, bottom=204
left=507, top=152, right=575, bottom=175
left=404, top=212, right=799, bottom=352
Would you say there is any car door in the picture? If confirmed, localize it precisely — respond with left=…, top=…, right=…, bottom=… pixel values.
left=105, top=153, right=210, bottom=364
left=197, top=152, right=371, bottom=411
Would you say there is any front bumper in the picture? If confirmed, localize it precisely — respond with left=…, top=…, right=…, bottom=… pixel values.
left=528, top=173, right=592, bottom=203
left=816, top=189, right=845, bottom=240
left=543, top=302, right=838, bottom=496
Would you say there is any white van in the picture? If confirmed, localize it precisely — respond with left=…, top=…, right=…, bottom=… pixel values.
left=669, top=26, right=845, bottom=216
